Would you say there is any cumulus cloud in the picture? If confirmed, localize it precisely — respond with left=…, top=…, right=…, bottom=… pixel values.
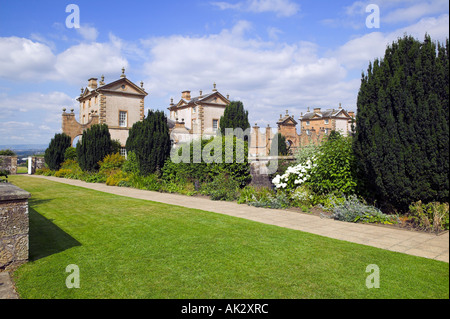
left=140, top=21, right=355, bottom=126
left=0, top=36, right=56, bottom=81
left=0, top=34, right=128, bottom=84
left=76, top=24, right=99, bottom=42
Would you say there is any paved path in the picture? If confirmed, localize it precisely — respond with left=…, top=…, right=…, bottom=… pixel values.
left=27, top=175, right=449, bottom=263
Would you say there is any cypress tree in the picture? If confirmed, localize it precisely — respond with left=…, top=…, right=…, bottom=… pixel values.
left=354, top=35, right=449, bottom=212
left=45, top=133, right=71, bottom=170
left=219, top=101, right=250, bottom=139
left=126, top=110, right=171, bottom=175
left=76, top=124, right=115, bottom=171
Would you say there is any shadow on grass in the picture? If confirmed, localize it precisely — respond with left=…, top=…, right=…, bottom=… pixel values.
left=28, top=208, right=81, bottom=261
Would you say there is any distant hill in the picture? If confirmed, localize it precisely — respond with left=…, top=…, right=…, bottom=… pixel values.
left=0, top=144, right=48, bottom=150
left=0, top=144, right=47, bottom=161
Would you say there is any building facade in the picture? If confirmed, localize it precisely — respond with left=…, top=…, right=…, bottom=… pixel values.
left=167, top=83, right=230, bottom=145
left=62, top=68, right=147, bottom=154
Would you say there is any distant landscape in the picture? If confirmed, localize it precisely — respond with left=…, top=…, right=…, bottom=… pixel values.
left=0, top=144, right=47, bottom=163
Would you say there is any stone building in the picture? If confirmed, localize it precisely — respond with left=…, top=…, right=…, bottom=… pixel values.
left=167, top=83, right=230, bottom=144
left=299, top=105, right=355, bottom=138
left=62, top=68, right=147, bottom=155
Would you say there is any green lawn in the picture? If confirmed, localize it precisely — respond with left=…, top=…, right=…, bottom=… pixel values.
left=8, top=175, right=449, bottom=299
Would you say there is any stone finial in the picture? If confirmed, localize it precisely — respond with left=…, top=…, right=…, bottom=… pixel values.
left=226, top=94, right=229, bottom=100
left=120, top=67, right=126, bottom=78
left=199, top=90, right=202, bottom=96
left=100, top=75, right=105, bottom=85
left=212, top=82, right=217, bottom=92
left=170, top=98, right=174, bottom=105
left=62, top=108, right=66, bottom=112
left=80, top=87, right=83, bottom=95
left=140, top=81, right=144, bottom=88
left=339, top=102, right=342, bottom=109
left=70, top=109, right=74, bottom=113
left=307, top=107, right=310, bottom=112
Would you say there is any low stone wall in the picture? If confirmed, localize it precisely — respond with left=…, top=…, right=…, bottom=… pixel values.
left=0, top=156, right=18, bottom=175
left=0, top=183, right=30, bottom=272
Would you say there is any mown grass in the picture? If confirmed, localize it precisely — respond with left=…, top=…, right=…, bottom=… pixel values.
left=8, top=175, right=449, bottom=299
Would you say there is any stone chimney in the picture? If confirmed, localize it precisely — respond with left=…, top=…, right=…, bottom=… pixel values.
left=181, top=91, right=191, bottom=101
left=88, top=78, right=98, bottom=89
left=314, top=108, right=321, bottom=114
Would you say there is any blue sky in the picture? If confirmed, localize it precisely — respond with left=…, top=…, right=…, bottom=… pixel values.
left=0, top=0, right=448, bottom=145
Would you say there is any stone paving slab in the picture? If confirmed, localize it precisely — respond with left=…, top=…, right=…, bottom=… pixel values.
left=0, top=272, right=19, bottom=299
left=26, top=175, right=450, bottom=263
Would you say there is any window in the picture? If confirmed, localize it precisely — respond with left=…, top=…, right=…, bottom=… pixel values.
left=325, top=128, right=329, bottom=135
left=120, top=147, right=127, bottom=159
left=119, top=111, right=127, bottom=127
left=306, top=121, right=310, bottom=125
left=213, top=119, right=218, bottom=132
left=324, top=119, right=329, bottom=125
left=306, top=129, right=311, bottom=136
left=193, top=106, right=196, bottom=113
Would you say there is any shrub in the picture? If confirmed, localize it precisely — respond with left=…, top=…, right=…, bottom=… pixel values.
left=164, top=136, right=251, bottom=188
left=409, top=201, right=449, bottom=233
left=122, top=151, right=140, bottom=175
left=0, top=149, right=16, bottom=156
left=354, top=35, right=449, bottom=211
left=322, top=194, right=398, bottom=224
left=201, top=172, right=240, bottom=201
left=126, top=110, right=171, bottom=175
left=45, top=133, right=71, bottom=170
left=64, top=147, right=77, bottom=161
left=307, top=132, right=357, bottom=195
left=76, top=124, right=116, bottom=172
left=106, top=170, right=130, bottom=186
left=99, top=153, right=125, bottom=173
left=272, top=159, right=315, bottom=190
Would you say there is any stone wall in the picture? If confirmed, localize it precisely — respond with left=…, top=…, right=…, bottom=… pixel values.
left=0, top=183, right=30, bottom=272
left=0, top=156, right=17, bottom=175
left=28, top=157, right=46, bottom=175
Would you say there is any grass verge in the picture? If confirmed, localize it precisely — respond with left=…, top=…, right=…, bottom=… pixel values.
left=8, top=175, right=449, bottom=299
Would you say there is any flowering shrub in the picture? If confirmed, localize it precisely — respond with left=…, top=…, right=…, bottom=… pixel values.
left=271, top=159, right=315, bottom=190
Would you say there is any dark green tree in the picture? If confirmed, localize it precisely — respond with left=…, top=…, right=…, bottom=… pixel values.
left=126, top=110, right=171, bottom=175
left=45, top=133, right=71, bottom=170
left=271, top=133, right=289, bottom=156
left=219, top=101, right=250, bottom=139
left=353, top=35, right=449, bottom=212
left=76, top=124, right=115, bottom=171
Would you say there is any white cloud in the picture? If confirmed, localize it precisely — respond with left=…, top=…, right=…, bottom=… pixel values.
left=0, top=35, right=128, bottom=84
left=211, top=0, right=300, bottom=17
left=0, top=36, right=56, bottom=81
left=140, top=21, right=355, bottom=125
left=335, top=14, right=449, bottom=71
left=76, top=24, right=99, bottom=42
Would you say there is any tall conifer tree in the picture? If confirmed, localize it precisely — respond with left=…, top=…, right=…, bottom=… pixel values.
left=354, top=35, right=449, bottom=211
left=126, top=110, right=171, bottom=175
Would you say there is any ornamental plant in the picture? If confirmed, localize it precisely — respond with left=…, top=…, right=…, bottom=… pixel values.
left=271, top=159, right=315, bottom=190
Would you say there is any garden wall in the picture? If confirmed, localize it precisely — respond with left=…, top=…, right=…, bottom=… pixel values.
left=28, top=156, right=46, bottom=175
left=0, top=156, right=17, bottom=175
left=0, top=183, right=30, bottom=272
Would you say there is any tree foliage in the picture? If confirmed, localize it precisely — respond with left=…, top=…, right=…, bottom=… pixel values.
left=126, top=110, right=171, bottom=175
left=271, top=133, right=289, bottom=156
left=353, top=35, right=449, bottom=211
left=45, top=133, right=71, bottom=170
left=219, top=101, right=250, bottom=138
left=76, top=124, right=116, bottom=172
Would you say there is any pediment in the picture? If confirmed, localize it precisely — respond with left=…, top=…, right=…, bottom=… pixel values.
left=98, top=78, right=147, bottom=96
